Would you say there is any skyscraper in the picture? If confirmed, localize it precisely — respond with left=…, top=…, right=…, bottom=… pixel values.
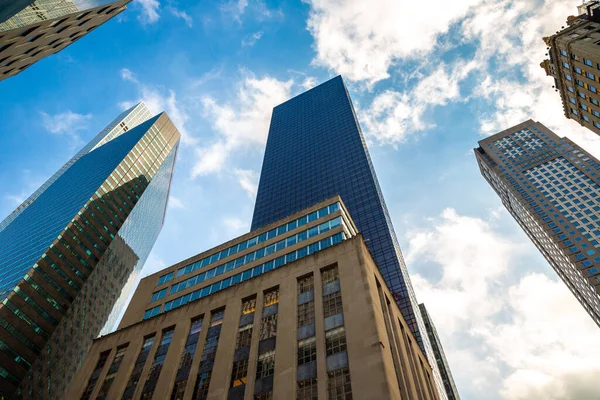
left=0, top=102, right=152, bottom=233
left=475, top=119, right=600, bottom=327
left=251, top=75, right=450, bottom=399
left=0, top=107, right=180, bottom=399
left=65, top=197, right=440, bottom=400
left=419, top=304, right=460, bottom=400
left=0, top=0, right=131, bottom=81
left=540, top=1, right=600, bottom=135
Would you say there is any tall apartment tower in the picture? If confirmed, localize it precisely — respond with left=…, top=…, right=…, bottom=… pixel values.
left=0, top=107, right=180, bottom=399
left=0, top=0, right=131, bottom=81
left=540, top=1, right=600, bottom=136
left=419, top=304, right=460, bottom=400
left=251, top=75, right=451, bottom=399
left=65, top=198, right=440, bottom=400
left=475, top=120, right=600, bottom=327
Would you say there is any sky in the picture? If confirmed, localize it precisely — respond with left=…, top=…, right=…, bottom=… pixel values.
left=1, top=0, right=600, bottom=398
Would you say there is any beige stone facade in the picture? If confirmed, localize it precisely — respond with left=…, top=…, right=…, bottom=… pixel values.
left=66, top=198, right=439, bottom=400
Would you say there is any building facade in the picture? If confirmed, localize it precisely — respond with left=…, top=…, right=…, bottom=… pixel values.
left=419, top=304, right=460, bottom=400
left=66, top=198, right=440, bottom=400
left=541, top=1, right=600, bottom=136
left=0, top=102, right=152, bottom=233
left=475, top=119, right=600, bottom=327
left=0, top=0, right=130, bottom=81
left=0, top=110, right=180, bottom=399
left=251, top=75, right=449, bottom=399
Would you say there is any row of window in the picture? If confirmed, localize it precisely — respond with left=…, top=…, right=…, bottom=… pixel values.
left=143, top=232, right=346, bottom=319
left=157, top=202, right=342, bottom=285
left=159, top=216, right=345, bottom=299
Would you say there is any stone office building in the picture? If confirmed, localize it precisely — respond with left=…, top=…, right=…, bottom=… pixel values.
left=66, top=198, right=440, bottom=400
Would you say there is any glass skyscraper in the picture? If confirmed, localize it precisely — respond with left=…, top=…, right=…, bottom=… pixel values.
left=475, top=119, right=600, bottom=327
left=0, top=105, right=180, bottom=399
left=252, top=75, right=449, bottom=399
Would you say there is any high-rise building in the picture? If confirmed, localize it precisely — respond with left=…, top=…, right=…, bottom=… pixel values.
left=65, top=197, right=440, bottom=400
left=0, top=107, right=180, bottom=399
left=251, top=75, right=450, bottom=398
left=475, top=119, right=600, bottom=327
left=419, top=304, right=460, bottom=400
left=540, top=1, right=600, bottom=135
left=0, top=0, right=131, bottom=82
left=0, top=102, right=152, bottom=233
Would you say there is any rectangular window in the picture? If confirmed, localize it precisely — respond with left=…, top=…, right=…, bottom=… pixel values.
left=141, top=327, right=175, bottom=397
left=259, top=314, right=278, bottom=340
left=236, top=324, right=253, bottom=348
left=80, top=350, right=111, bottom=400
left=321, top=264, right=339, bottom=285
left=325, top=326, right=347, bottom=356
left=298, top=275, right=314, bottom=294
left=298, top=336, right=317, bottom=365
left=264, top=287, right=279, bottom=307
left=96, top=344, right=129, bottom=400
left=587, top=72, right=596, bottom=80
left=327, top=367, right=353, bottom=400
left=561, top=49, right=568, bottom=57
left=298, top=378, right=318, bottom=400
left=585, top=58, right=594, bottom=66
left=230, top=359, right=249, bottom=387
left=170, top=317, right=203, bottom=400
left=157, top=272, right=173, bottom=285
left=256, top=350, right=276, bottom=379
left=323, top=291, right=343, bottom=318
left=591, top=85, right=598, bottom=93
left=121, top=335, right=155, bottom=400
left=297, top=301, right=315, bottom=326
left=192, top=309, right=225, bottom=400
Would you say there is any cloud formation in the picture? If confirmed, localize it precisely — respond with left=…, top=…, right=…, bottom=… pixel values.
left=407, top=208, right=600, bottom=399
left=193, top=73, right=292, bottom=176
left=135, top=0, right=161, bottom=24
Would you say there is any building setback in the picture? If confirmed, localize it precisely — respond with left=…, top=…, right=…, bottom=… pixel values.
left=0, top=107, right=180, bottom=399
left=0, top=0, right=131, bottom=82
left=541, top=1, right=600, bottom=136
left=419, top=304, right=460, bottom=400
left=66, top=197, right=440, bottom=400
left=475, top=119, right=600, bottom=327
left=251, top=75, right=450, bottom=399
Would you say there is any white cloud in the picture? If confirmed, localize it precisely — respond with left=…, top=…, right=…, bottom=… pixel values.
left=168, top=6, right=192, bottom=27
left=242, top=30, right=263, bottom=47
left=223, top=217, right=247, bottom=233
left=361, top=60, right=477, bottom=144
left=119, top=68, right=194, bottom=145
left=168, top=196, right=185, bottom=209
left=301, top=76, right=318, bottom=90
left=305, top=0, right=482, bottom=86
left=221, top=0, right=248, bottom=22
left=135, top=0, right=161, bottom=24
left=193, top=73, right=292, bottom=177
left=233, top=168, right=259, bottom=198
left=407, top=208, right=600, bottom=399
left=40, top=110, right=91, bottom=147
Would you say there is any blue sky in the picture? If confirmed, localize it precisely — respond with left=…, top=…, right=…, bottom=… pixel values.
left=2, top=0, right=600, bottom=398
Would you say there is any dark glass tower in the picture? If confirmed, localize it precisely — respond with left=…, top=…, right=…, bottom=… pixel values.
left=0, top=108, right=180, bottom=399
left=252, top=75, right=448, bottom=399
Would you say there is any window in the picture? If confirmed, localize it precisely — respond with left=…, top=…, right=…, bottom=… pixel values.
left=150, top=288, right=167, bottom=302
left=96, top=345, right=129, bottom=400
left=588, top=72, right=596, bottom=80
left=325, top=327, right=347, bottom=356
left=327, top=368, right=352, bottom=400
left=170, top=317, right=203, bottom=400
left=584, top=115, right=590, bottom=122
left=157, top=272, right=173, bottom=285
left=141, top=328, right=175, bottom=398
left=298, top=275, right=314, bottom=294
left=321, top=265, right=339, bottom=284
left=256, top=350, right=276, bottom=379
left=143, top=305, right=161, bottom=320
left=298, top=301, right=315, bottom=326
left=298, top=336, right=317, bottom=365
left=568, top=86, right=575, bottom=93
left=592, top=85, right=598, bottom=93
left=230, top=359, right=249, bottom=387
left=298, top=378, right=318, bottom=400
left=259, top=314, right=278, bottom=340
left=594, top=121, right=600, bottom=129
left=254, top=393, right=273, bottom=400
left=264, top=288, right=279, bottom=307
left=593, top=98, right=599, bottom=106
left=585, top=58, right=594, bottom=66
left=122, top=335, right=155, bottom=400
left=582, top=104, right=588, bottom=111
left=561, top=49, right=568, bottom=57
left=80, top=350, right=111, bottom=400
left=575, top=66, right=583, bottom=74
left=242, top=297, right=256, bottom=314
left=566, top=74, right=572, bottom=81
left=323, top=291, right=343, bottom=318
left=572, top=108, right=578, bottom=115
left=236, top=324, right=253, bottom=348
left=580, top=92, right=586, bottom=99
